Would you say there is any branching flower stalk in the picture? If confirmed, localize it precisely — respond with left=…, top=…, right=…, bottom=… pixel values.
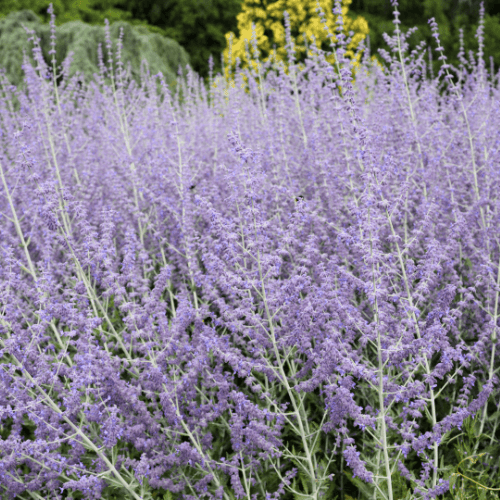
left=428, top=5, right=499, bottom=459
left=1, top=2, right=499, bottom=499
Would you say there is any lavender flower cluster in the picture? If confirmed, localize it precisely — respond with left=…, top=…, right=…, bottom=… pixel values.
left=0, top=1, right=499, bottom=499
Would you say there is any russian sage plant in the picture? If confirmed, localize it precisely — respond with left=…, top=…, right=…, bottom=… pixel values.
left=0, top=1, right=499, bottom=500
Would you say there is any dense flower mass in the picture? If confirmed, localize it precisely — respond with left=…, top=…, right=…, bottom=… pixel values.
left=0, top=1, right=499, bottom=499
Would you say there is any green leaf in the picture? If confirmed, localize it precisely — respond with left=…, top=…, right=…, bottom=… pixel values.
left=448, top=472, right=459, bottom=496
left=344, top=469, right=375, bottom=499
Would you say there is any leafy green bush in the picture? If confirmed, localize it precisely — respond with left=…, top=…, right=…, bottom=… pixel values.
left=0, top=9, right=195, bottom=99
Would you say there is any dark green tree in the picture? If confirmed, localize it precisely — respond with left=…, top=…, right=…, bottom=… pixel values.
left=0, top=0, right=135, bottom=25
left=0, top=9, right=192, bottom=101
left=347, top=0, right=500, bottom=81
left=117, top=0, right=246, bottom=88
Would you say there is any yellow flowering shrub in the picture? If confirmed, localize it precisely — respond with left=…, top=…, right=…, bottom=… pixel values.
left=212, top=0, right=373, bottom=102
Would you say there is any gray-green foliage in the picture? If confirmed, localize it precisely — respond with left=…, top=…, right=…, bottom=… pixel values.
left=0, top=9, right=199, bottom=99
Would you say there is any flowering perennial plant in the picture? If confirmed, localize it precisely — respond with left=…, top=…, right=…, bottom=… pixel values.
left=0, top=1, right=499, bottom=499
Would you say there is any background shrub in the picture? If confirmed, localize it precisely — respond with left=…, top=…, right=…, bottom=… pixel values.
left=0, top=9, right=192, bottom=103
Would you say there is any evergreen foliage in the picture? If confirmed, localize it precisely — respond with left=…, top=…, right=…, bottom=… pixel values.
left=0, top=9, right=193, bottom=99
left=0, top=0, right=136, bottom=25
